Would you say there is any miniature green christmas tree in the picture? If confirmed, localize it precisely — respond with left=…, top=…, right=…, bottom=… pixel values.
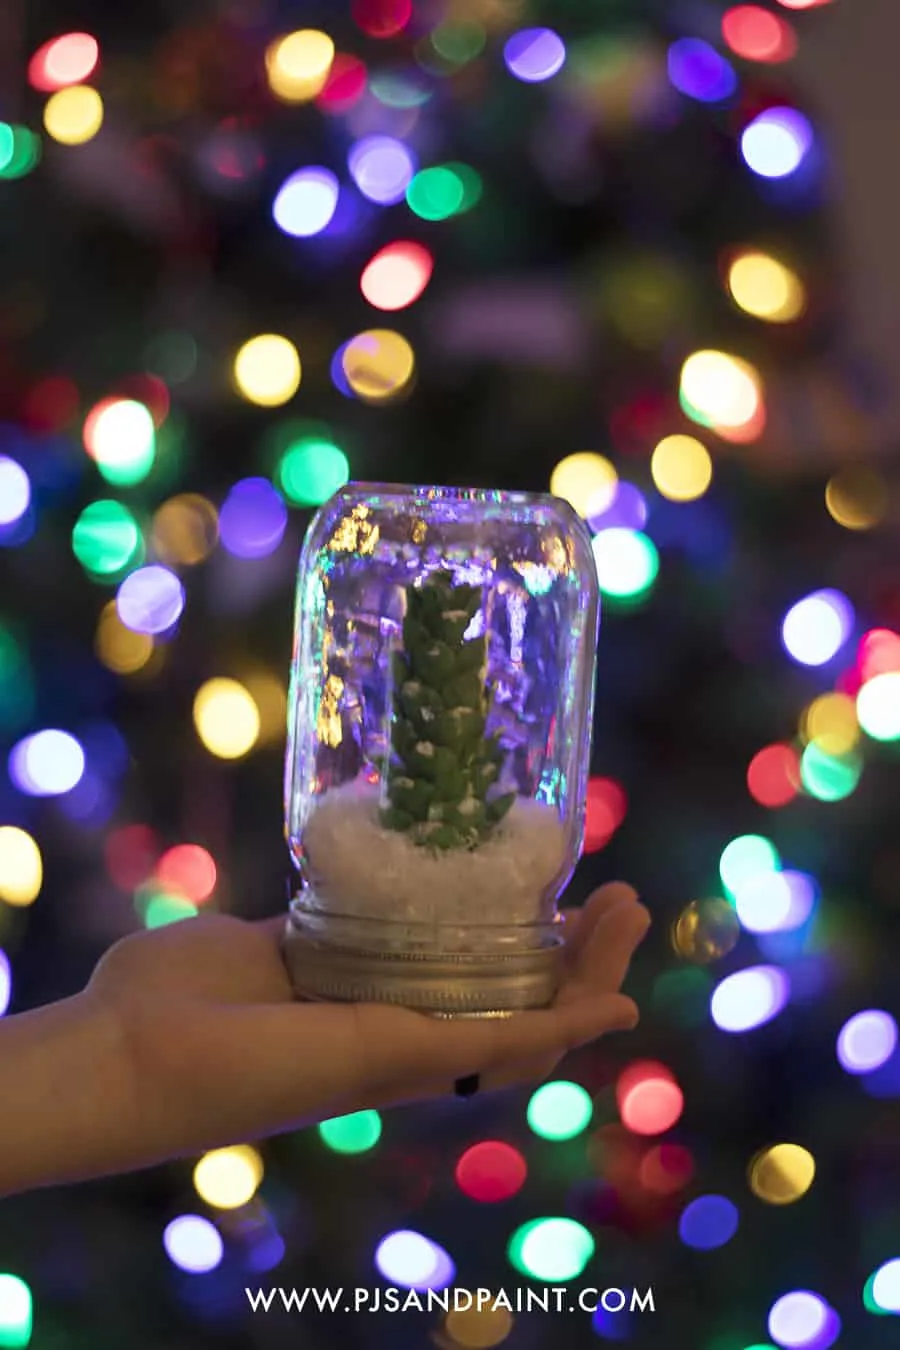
left=380, top=570, right=515, bottom=850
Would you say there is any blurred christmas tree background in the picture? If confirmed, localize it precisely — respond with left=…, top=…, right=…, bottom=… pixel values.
left=2, top=1, right=900, bottom=1348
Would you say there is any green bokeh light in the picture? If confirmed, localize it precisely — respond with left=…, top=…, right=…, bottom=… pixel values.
left=864, top=1271, right=888, bottom=1315
left=431, top=22, right=486, bottom=64
left=651, top=966, right=712, bottom=1027
left=508, top=1217, right=594, bottom=1282
left=0, top=125, right=41, bottom=180
left=91, top=400, right=156, bottom=487
left=278, top=439, right=349, bottom=507
left=0, top=627, right=35, bottom=734
left=800, top=742, right=861, bottom=802
left=144, top=330, right=198, bottom=386
left=406, top=164, right=481, bottom=221
left=0, top=1273, right=33, bottom=1349
left=857, top=673, right=900, bottom=742
left=591, top=528, right=659, bottom=599
left=72, top=500, right=142, bottom=577
left=526, top=1080, right=593, bottom=1141
left=135, top=886, right=199, bottom=928
left=370, top=73, right=432, bottom=109
left=318, top=1110, right=382, bottom=1154
left=719, top=834, right=780, bottom=899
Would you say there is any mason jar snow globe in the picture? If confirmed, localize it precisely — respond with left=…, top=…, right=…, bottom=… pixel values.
left=282, top=483, right=600, bottom=1015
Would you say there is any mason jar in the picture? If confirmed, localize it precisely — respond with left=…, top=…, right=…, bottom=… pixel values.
left=282, top=483, right=600, bottom=1015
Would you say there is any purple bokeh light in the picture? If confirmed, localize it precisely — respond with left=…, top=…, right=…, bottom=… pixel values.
left=781, top=589, right=854, bottom=667
left=741, top=107, right=814, bottom=179
left=0, top=949, right=10, bottom=1017
left=836, top=1010, right=898, bottom=1075
left=163, top=1215, right=224, bottom=1273
left=587, top=480, right=648, bottom=533
left=117, top=565, right=185, bottom=635
left=735, top=869, right=818, bottom=934
left=667, top=39, right=737, bottom=103
left=504, top=28, right=566, bottom=83
left=273, top=167, right=340, bottom=237
left=9, top=729, right=85, bottom=796
left=374, top=1230, right=455, bottom=1290
left=711, top=965, right=790, bottom=1033
left=768, top=1290, right=840, bottom=1350
left=678, top=1195, right=739, bottom=1250
left=219, top=478, right=288, bottom=560
left=0, top=456, right=31, bottom=526
left=348, top=136, right=415, bottom=205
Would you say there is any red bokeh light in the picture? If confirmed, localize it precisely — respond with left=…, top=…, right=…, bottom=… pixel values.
left=360, top=242, right=434, bottom=312
left=21, top=376, right=80, bottom=432
left=112, top=374, right=171, bottom=428
left=722, top=6, right=797, bottom=62
left=352, top=0, right=412, bottom=39
left=28, top=32, right=99, bottom=92
left=105, top=825, right=159, bottom=892
left=455, top=1140, right=528, bottom=1202
left=156, top=844, right=217, bottom=903
left=617, top=1060, right=684, bottom=1136
left=747, top=743, right=800, bottom=808
left=859, top=628, right=900, bottom=681
left=316, top=54, right=368, bottom=113
left=584, top=776, right=628, bottom=853
left=639, top=1143, right=695, bottom=1194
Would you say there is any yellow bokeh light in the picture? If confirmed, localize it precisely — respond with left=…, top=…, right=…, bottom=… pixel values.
left=671, top=898, right=741, bottom=964
left=193, top=1145, right=264, bottom=1209
left=266, top=30, right=334, bottom=102
left=152, top=494, right=219, bottom=566
left=445, top=1305, right=514, bottom=1348
left=0, top=826, right=43, bottom=907
left=680, top=350, right=762, bottom=429
left=800, top=692, right=860, bottom=756
left=43, top=84, right=103, bottom=145
left=749, top=1143, right=815, bottom=1205
left=193, top=678, right=260, bottom=759
left=342, top=330, right=415, bottom=403
left=95, top=601, right=154, bottom=675
left=825, top=467, right=887, bottom=531
left=243, top=671, right=288, bottom=746
left=549, top=453, right=618, bottom=518
left=651, top=434, right=713, bottom=502
left=727, top=252, right=805, bottom=323
left=234, top=335, right=301, bottom=408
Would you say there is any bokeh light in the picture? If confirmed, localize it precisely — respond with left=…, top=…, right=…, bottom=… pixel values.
left=353, top=0, right=412, bottom=39
left=857, top=672, right=900, bottom=742
left=870, top=1260, right=900, bottom=1314
left=747, top=744, right=801, bottom=807
left=445, top=1304, right=513, bottom=1348
left=680, top=350, right=762, bottom=430
left=0, top=951, right=10, bottom=1016
left=728, top=252, right=805, bottom=322
left=318, top=1110, right=383, bottom=1153
left=29, top=33, right=99, bottom=92
left=277, top=438, right=349, bottom=507
left=801, top=692, right=859, bottom=756
left=9, top=731, right=85, bottom=796
left=799, top=742, right=861, bottom=802
left=374, top=1230, right=455, bottom=1290
left=0, top=458, right=31, bottom=527
left=193, top=678, right=260, bottom=759
left=678, top=1195, right=739, bottom=1250
left=507, top=1218, right=594, bottom=1282
left=0, top=1274, right=32, bottom=1348
left=749, top=1144, right=816, bottom=1204
left=342, top=329, right=415, bottom=402
left=837, top=1011, right=898, bottom=1075
left=316, top=53, right=368, bottom=114
left=586, top=480, right=648, bottom=534
left=768, top=1291, right=840, bottom=1349
left=639, top=1143, right=695, bottom=1195
left=194, top=1146, right=263, bottom=1209
left=455, top=1141, right=527, bottom=1202
left=348, top=136, right=415, bottom=205
left=584, top=776, right=628, bottom=852
left=83, top=398, right=156, bottom=486
left=151, top=494, right=219, bottom=566
left=859, top=629, right=900, bottom=681
left=0, top=827, right=42, bottom=906
left=273, top=168, right=340, bottom=237
left=233, top=335, right=301, bottom=407
left=163, top=1215, right=224, bottom=1273
left=406, top=164, right=482, bottom=221
left=734, top=870, right=817, bottom=934
left=143, top=891, right=198, bottom=927
left=591, top=529, right=659, bottom=600
left=671, top=898, right=741, bottom=963
left=782, top=590, right=854, bottom=666
left=95, top=601, right=154, bottom=674
left=550, top=453, right=617, bottom=518
left=722, top=7, right=797, bottom=62
left=825, top=467, right=887, bottom=531
left=156, top=844, right=216, bottom=902
left=741, top=108, right=813, bottom=178
left=0, top=124, right=41, bottom=180
left=116, top=565, right=185, bottom=635
left=651, top=434, right=713, bottom=501
left=219, top=478, right=288, bottom=559
left=503, top=29, right=566, bottom=83
left=527, top=1081, right=593, bottom=1141
left=43, top=85, right=103, bottom=145
left=617, top=1061, right=684, bottom=1135
left=72, top=500, right=142, bottom=577
left=360, top=241, right=434, bottom=311
left=266, top=31, right=335, bottom=103
left=719, top=834, right=780, bottom=897
left=667, top=39, right=737, bottom=103
left=711, top=966, right=790, bottom=1033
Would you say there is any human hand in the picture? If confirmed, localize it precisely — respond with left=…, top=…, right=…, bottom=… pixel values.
left=84, top=881, right=648, bottom=1172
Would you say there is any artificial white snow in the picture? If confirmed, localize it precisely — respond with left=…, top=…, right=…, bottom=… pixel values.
left=302, top=779, right=567, bottom=951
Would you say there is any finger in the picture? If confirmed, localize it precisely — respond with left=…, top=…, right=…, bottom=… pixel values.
left=557, top=900, right=650, bottom=1005
left=561, top=882, right=639, bottom=971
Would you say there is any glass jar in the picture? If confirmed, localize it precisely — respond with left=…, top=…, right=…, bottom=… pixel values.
left=283, top=483, right=600, bottom=1015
